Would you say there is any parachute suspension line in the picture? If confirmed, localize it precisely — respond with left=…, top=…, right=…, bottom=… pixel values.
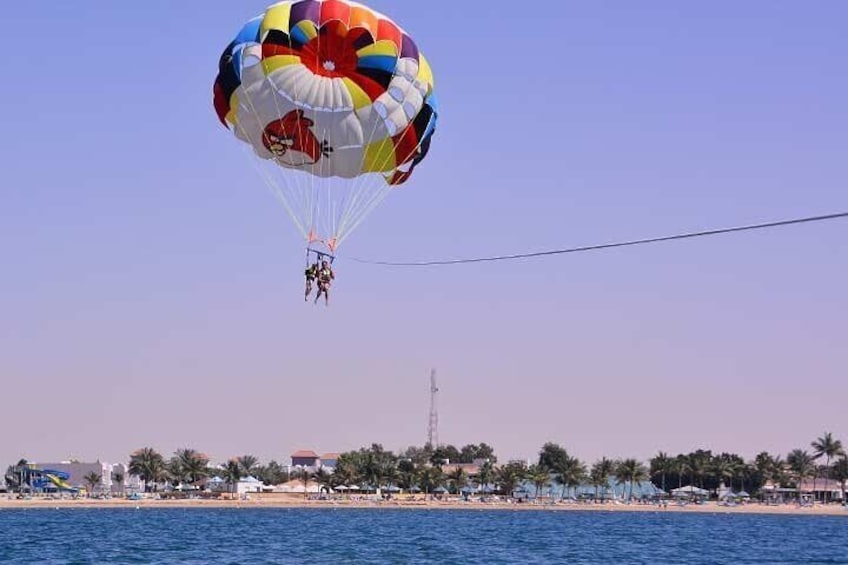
left=271, top=22, right=314, bottom=247
left=335, top=50, right=409, bottom=245
left=232, top=45, right=311, bottom=241
left=337, top=75, right=425, bottom=247
left=272, top=58, right=311, bottom=243
left=349, top=211, right=848, bottom=266
left=334, top=123, right=385, bottom=244
left=234, top=88, right=308, bottom=240
left=338, top=179, right=393, bottom=247
left=335, top=38, right=406, bottom=244
left=309, top=22, right=322, bottom=248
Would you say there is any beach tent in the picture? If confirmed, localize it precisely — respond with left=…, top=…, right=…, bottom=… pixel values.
left=671, top=486, right=709, bottom=497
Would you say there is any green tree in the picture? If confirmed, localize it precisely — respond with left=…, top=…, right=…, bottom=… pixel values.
left=711, top=457, right=734, bottom=492
left=312, top=468, right=332, bottom=494
left=496, top=461, right=527, bottom=498
left=294, top=466, right=312, bottom=498
left=237, top=455, right=260, bottom=477
left=590, top=458, right=614, bottom=500
left=111, top=470, right=124, bottom=496
left=649, top=452, right=672, bottom=493
left=831, top=456, right=848, bottom=503
left=686, top=450, right=712, bottom=489
left=615, top=459, right=648, bottom=501
left=396, top=459, right=418, bottom=490
left=538, top=442, right=569, bottom=472
left=672, top=455, right=688, bottom=489
left=811, top=432, right=844, bottom=504
left=83, top=472, right=102, bottom=497
left=419, top=465, right=444, bottom=494
left=223, top=459, right=242, bottom=500
left=430, top=445, right=461, bottom=466
left=172, top=448, right=210, bottom=488
left=555, top=455, right=586, bottom=500
left=787, top=449, right=815, bottom=504
left=527, top=464, right=550, bottom=500
left=257, top=460, right=288, bottom=486
left=459, top=443, right=498, bottom=464
left=478, top=460, right=495, bottom=490
left=447, top=467, right=467, bottom=494
left=128, top=448, right=167, bottom=492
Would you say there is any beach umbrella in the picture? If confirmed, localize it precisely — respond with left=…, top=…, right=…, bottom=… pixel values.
left=433, top=486, right=447, bottom=494
left=410, top=486, right=421, bottom=493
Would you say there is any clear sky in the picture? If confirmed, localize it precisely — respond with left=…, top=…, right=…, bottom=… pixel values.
left=2, top=1, right=846, bottom=468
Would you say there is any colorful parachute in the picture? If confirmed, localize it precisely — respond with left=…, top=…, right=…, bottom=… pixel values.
left=214, top=0, right=438, bottom=253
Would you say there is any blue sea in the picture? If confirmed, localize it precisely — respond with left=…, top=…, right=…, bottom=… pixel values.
left=1, top=508, right=847, bottom=564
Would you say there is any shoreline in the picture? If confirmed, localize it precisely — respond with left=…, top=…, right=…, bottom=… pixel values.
left=3, top=498, right=847, bottom=516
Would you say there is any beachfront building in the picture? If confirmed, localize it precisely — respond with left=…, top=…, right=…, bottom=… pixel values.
left=320, top=453, right=340, bottom=471
left=761, top=479, right=845, bottom=503
left=441, top=462, right=481, bottom=480
left=290, top=450, right=320, bottom=469
left=30, top=461, right=130, bottom=493
left=290, top=450, right=342, bottom=472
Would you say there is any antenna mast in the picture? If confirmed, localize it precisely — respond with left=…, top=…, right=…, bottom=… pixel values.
left=427, top=368, right=439, bottom=448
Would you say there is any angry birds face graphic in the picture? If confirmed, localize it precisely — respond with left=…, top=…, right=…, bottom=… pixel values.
left=261, top=110, right=334, bottom=167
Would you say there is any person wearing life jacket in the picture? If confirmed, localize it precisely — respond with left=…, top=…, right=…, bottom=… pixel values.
left=304, top=261, right=319, bottom=302
left=315, top=260, right=335, bottom=306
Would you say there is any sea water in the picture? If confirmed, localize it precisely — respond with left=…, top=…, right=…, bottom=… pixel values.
left=1, top=508, right=846, bottom=564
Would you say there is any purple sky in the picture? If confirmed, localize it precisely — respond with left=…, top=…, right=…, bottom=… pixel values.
left=2, top=1, right=846, bottom=468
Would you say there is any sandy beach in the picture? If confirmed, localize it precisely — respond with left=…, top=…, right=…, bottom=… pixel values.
left=3, top=496, right=847, bottom=516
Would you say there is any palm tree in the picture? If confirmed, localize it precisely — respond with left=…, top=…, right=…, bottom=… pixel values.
left=495, top=462, right=526, bottom=498
left=649, top=452, right=672, bottom=494
left=83, top=472, right=101, bottom=497
left=237, top=455, right=259, bottom=477
left=831, top=456, right=848, bottom=504
left=381, top=462, right=399, bottom=492
left=396, top=459, right=417, bottom=491
left=787, top=449, right=815, bottom=504
left=223, top=459, right=242, bottom=499
left=555, top=455, right=586, bottom=500
left=312, top=468, right=332, bottom=494
left=527, top=464, right=550, bottom=500
left=687, top=452, right=709, bottom=489
left=711, top=458, right=734, bottom=493
left=672, top=455, right=688, bottom=489
left=295, top=466, right=312, bottom=499
left=5, top=460, right=30, bottom=493
left=447, top=467, right=467, bottom=494
left=332, top=459, right=358, bottom=491
left=419, top=465, right=444, bottom=495
left=111, top=471, right=124, bottom=497
left=172, top=449, right=210, bottom=489
left=128, top=448, right=167, bottom=492
left=811, top=432, right=845, bottom=504
left=478, top=460, right=495, bottom=492
left=590, top=458, right=614, bottom=501
left=615, top=459, right=648, bottom=501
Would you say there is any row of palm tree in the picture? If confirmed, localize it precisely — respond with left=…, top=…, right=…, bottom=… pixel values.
left=10, top=433, right=844, bottom=501
left=647, top=432, right=846, bottom=502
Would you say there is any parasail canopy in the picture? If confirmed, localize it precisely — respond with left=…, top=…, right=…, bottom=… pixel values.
left=213, top=0, right=438, bottom=252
